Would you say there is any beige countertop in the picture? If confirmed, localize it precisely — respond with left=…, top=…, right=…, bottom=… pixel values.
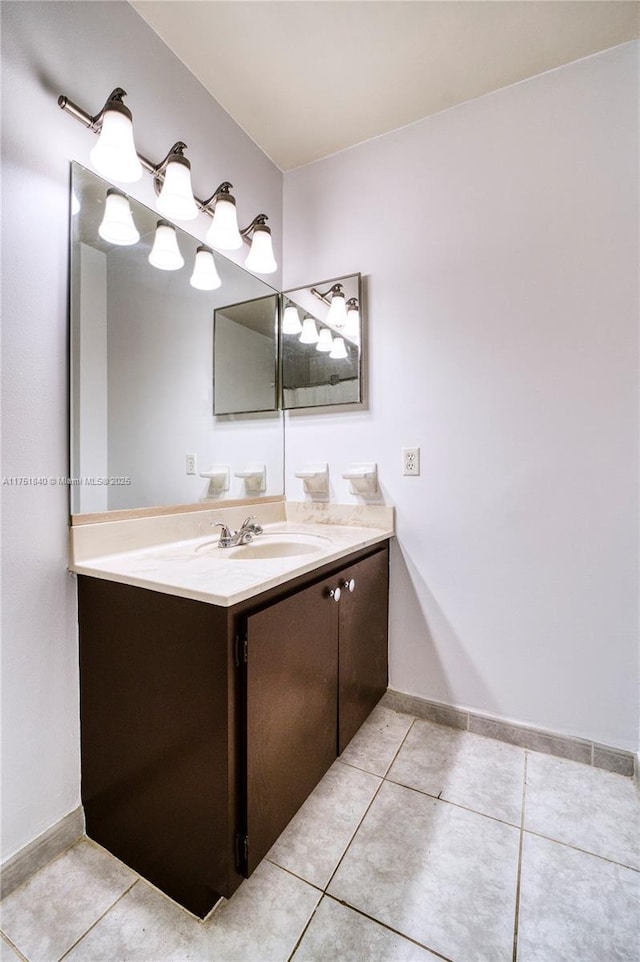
left=69, top=502, right=394, bottom=607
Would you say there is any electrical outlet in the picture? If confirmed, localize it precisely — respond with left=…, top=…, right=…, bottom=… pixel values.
left=186, top=453, right=197, bottom=476
left=402, top=447, right=420, bottom=476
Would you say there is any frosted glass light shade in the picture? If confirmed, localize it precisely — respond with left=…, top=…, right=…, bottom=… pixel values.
left=90, top=109, right=142, bottom=183
left=98, top=189, right=140, bottom=246
left=206, top=197, right=242, bottom=250
left=329, top=337, right=348, bottom=359
left=190, top=246, right=221, bottom=291
left=282, top=304, right=302, bottom=334
left=245, top=225, right=277, bottom=274
left=156, top=159, right=199, bottom=221
left=299, top=317, right=319, bottom=344
left=345, top=303, right=360, bottom=337
left=148, top=221, right=184, bottom=271
left=316, top=328, right=333, bottom=352
left=326, top=290, right=348, bottom=328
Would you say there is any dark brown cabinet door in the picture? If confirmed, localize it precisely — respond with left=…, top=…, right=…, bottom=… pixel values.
left=77, top=577, right=232, bottom=918
left=338, top=548, right=389, bottom=753
left=245, top=576, right=339, bottom=874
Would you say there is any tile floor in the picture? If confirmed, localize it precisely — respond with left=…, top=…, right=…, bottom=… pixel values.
left=2, top=705, right=639, bottom=962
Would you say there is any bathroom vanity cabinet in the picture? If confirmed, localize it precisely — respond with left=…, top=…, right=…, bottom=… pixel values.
left=77, top=540, right=389, bottom=918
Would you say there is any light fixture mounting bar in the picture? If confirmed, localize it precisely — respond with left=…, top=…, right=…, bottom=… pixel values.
left=57, top=94, right=101, bottom=132
left=311, top=282, right=344, bottom=306
left=58, top=90, right=269, bottom=225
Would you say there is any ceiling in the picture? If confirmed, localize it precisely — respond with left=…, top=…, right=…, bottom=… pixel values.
left=131, top=1, right=639, bottom=171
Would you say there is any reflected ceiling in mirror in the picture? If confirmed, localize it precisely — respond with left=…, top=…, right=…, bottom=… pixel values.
left=70, top=163, right=283, bottom=515
left=281, top=273, right=362, bottom=409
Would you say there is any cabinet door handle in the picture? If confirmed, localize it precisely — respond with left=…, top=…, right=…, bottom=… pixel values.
left=328, top=587, right=341, bottom=603
left=342, top=578, right=356, bottom=593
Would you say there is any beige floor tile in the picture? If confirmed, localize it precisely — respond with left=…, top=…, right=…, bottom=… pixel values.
left=339, top=705, right=414, bottom=776
left=517, top=832, right=640, bottom=961
left=65, top=860, right=320, bottom=962
left=328, top=780, right=520, bottom=962
left=62, top=880, right=202, bottom=962
left=200, top=859, right=321, bottom=961
left=267, top=760, right=381, bottom=888
left=7, top=720, right=639, bottom=962
left=293, top=896, right=441, bottom=961
left=0, top=936, right=24, bottom=962
left=524, top=752, right=640, bottom=868
left=387, top=718, right=526, bottom=824
left=0, top=840, right=135, bottom=962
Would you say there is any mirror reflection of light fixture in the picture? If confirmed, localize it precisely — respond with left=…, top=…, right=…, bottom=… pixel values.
left=282, top=303, right=303, bottom=334
left=58, top=86, right=277, bottom=267
left=148, top=220, right=184, bottom=271
left=326, top=287, right=348, bottom=328
left=190, top=245, right=221, bottom=290
left=316, top=328, right=334, bottom=352
left=204, top=182, right=243, bottom=250
left=311, top=282, right=353, bottom=330
left=281, top=273, right=362, bottom=410
left=299, top=316, right=319, bottom=344
left=244, top=216, right=277, bottom=274
left=155, top=142, right=199, bottom=222
left=98, top=188, right=140, bottom=246
left=78, top=87, right=142, bottom=184
left=71, top=190, right=81, bottom=216
left=329, top=336, right=348, bottom=359
left=345, top=298, right=360, bottom=337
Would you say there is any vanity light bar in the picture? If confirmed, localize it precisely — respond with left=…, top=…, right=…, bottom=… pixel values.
left=58, top=87, right=277, bottom=271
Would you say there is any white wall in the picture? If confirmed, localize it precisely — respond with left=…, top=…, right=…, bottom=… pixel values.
left=283, top=43, right=639, bottom=751
left=0, top=0, right=282, bottom=861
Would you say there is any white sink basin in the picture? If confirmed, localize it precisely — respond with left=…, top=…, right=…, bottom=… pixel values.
left=229, top=538, right=325, bottom=560
left=195, top=531, right=330, bottom=560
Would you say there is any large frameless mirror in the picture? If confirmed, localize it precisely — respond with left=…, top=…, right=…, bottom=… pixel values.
left=70, top=163, right=283, bottom=515
left=280, top=273, right=362, bottom=409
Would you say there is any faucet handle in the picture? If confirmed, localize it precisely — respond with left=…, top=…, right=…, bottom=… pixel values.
left=213, top=521, right=233, bottom=545
left=241, top=515, right=263, bottom=534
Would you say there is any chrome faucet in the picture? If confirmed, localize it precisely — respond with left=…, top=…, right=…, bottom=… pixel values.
left=213, top=522, right=234, bottom=548
left=238, top=515, right=263, bottom=540
left=213, top=516, right=263, bottom=548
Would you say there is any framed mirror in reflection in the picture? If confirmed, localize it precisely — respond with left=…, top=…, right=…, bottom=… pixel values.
left=213, top=296, right=278, bottom=415
left=70, top=163, right=283, bottom=516
left=280, top=274, right=362, bottom=409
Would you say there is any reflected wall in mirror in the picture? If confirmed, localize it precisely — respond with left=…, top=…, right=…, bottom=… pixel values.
left=70, top=163, right=283, bottom=515
left=214, top=296, right=278, bottom=414
left=281, top=273, right=362, bottom=409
